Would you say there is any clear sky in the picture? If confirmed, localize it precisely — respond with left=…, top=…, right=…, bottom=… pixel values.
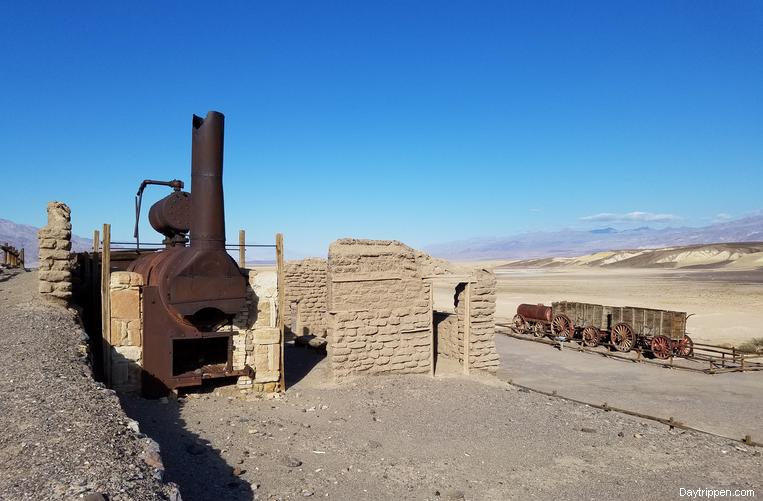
left=1, top=1, right=761, bottom=258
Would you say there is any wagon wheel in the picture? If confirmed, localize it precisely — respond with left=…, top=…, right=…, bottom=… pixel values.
left=532, top=322, right=546, bottom=338
left=582, top=326, right=600, bottom=347
left=512, top=314, right=528, bottom=333
left=551, top=314, right=572, bottom=339
left=610, top=322, right=635, bottom=352
left=674, top=334, right=694, bottom=357
left=650, top=335, right=672, bottom=359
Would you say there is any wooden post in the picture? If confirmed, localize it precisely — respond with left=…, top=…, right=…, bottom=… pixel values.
left=19, top=248, right=24, bottom=267
left=463, top=282, right=471, bottom=375
left=429, top=284, right=435, bottom=377
left=100, top=224, right=112, bottom=387
left=93, top=230, right=100, bottom=253
left=238, top=229, right=246, bottom=268
left=276, top=233, right=285, bottom=392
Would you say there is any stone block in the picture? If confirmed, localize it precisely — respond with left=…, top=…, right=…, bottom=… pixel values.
left=39, top=249, right=71, bottom=261
left=115, top=345, right=142, bottom=362
left=254, top=370, right=280, bottom=383
left=254, top=327, right=280, bottom=345
left=39, top=270, right=71, bottom=282
left=111, top=289, right=140, bottom=319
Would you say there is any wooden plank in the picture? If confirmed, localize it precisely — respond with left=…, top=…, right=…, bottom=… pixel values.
left=238, top=229, right=246, bottom=268
left=276, top=233, right=285, bottom=392
left=100, top=224, right=111, bottom=387
left=463, top=282, right=471, bottom=375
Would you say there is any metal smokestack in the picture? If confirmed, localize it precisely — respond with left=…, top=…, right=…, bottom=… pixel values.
left=190, top=111, right=226, bottom=250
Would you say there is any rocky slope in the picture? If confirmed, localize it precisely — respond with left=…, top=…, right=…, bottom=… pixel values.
left=0, top=270, right=179, bottom=500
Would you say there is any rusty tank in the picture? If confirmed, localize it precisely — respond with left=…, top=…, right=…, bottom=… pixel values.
left=128, top=111, right=251, bottom=396
left=516, top=303, right=552, bottom=322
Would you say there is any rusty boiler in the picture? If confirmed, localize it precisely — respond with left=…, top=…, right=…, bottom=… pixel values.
left=128, top=111, right=251, bottom=396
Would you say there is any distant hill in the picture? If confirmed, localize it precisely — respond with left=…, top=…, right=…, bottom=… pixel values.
left=0, top=218, right=91, bottom=267
left=497, top=242, right=763, bottom=271
left=426, top=214, right=763, bottom=261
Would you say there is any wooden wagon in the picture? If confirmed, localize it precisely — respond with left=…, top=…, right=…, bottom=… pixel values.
left=549, top=301, right=693, bottom=358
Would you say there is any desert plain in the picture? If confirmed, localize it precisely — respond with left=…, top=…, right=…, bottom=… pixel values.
left=492, top=267, right=763, bottom=346
left=446, top=243, right=763, bottom=347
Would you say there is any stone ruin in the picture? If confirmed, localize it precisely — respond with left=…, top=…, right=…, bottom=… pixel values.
left=37, top=201, right=73, bottom=302
left=106, top=268, right=281, bottom=393
left=38, top=199, right=499, bottom=392
left=284, top=258, right=328, bottom=338
left=286, top=238, right=500, bottom=379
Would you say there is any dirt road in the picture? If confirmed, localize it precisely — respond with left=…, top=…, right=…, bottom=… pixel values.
left=496, top=334, right=763, bottom=442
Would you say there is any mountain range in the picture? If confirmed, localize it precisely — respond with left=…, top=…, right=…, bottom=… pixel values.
left=425, top=214, right=763, bottom=261
left=4, top=213, right=763, bottom=266
left=0, top=218, right=92, bottom=266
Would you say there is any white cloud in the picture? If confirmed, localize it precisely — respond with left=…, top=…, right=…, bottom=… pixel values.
left=580, top=211, right=682, bottom=223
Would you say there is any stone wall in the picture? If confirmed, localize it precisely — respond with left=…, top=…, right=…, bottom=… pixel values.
left=284, top=258, right=328, bottom=338
left=467, top=270, right=500, bottom=372
left=231, top=269, right=282, bottom=392
left=109, top=271, right=143, bottom=392
left=327, top=239, right=432, bottom=379
left=37, top=202, right=73, bottom=301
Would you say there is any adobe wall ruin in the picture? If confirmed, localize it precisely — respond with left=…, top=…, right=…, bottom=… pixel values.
left=433, top=271, right=500, bottom=372
left=322, top=238, right=499, bottom=379
left=37, top=202, right=73, bottom=301
left=327, top=239, right=433, bottom=378
left=284, top=258, right=328, bottom=338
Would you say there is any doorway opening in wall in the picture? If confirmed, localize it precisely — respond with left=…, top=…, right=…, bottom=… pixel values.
left=431, top=281, right=467, bottom=376
left=283, top=298, right=329, bottom=386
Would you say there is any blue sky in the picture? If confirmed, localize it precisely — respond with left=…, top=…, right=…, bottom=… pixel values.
left=1, top=1, right=761, bottom=258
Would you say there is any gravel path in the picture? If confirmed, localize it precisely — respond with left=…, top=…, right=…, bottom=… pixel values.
left=123, top=346, right=761, bottom=501
left=0, top=270, right=179, bottom=500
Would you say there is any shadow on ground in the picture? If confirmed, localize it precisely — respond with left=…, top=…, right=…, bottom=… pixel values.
left=119, top=385, right=253, bottom=501
left=284, top=341, right=326, bottom=387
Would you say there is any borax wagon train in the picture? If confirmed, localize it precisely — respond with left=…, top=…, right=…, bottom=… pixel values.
left=512, top=301, right=694, bottom=359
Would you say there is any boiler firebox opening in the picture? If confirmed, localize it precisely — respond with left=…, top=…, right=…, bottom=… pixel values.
left=186, top=307, right=230, bottom=332
left=172, top=337, right=228, bottom=376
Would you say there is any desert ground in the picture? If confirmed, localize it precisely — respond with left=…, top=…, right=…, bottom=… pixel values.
left=121, top=345, right=761, bottom=501
left=3, top=270, right=762, bottom=501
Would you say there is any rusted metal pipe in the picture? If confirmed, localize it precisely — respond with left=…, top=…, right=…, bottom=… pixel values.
left=191, top=111, right=226, bottom=250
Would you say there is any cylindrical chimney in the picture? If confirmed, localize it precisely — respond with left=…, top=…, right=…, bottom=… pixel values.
left=190, top=111, right=226, bottom=250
